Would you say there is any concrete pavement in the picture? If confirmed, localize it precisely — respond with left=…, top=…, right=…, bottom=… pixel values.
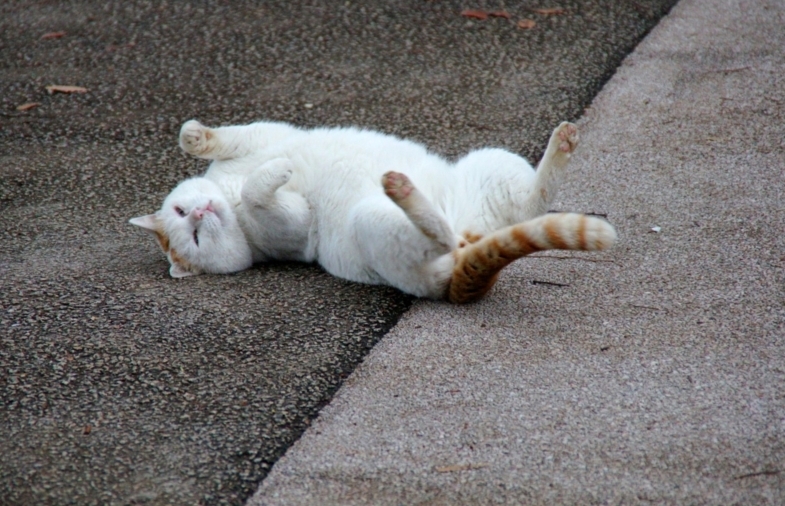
left=249, top=0, right=785, bottom=503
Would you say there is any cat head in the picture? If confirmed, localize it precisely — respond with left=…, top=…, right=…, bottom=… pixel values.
left=130, top=177, right=253, bottom=278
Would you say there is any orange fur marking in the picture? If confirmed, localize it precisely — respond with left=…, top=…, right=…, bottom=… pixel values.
left=577, top=214, right=587, bottom=250
left=544, top=219, right=569, bottom=249
left=447, top=213, right=615, bottom=303
left=168, top=248, right=193, bottom=271
left=511, top=227, right=539, bottom=254
left=154, top=230, right=170, bottom=253
left=447, top=236, right=513, bottom=304
left=462, top=231, right=484, bottom=244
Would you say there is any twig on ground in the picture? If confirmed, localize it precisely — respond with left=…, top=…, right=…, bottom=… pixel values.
left=531, top=280, right=569, bottom=287
left=533, top=254, right=616, bottom=264
left=435, top=463, right=489, bottom=473
left=735, top=469, right=780, bottom=480
left=548, top=210, right=608, bottom=218
left=629, top=304, right=664, bottom=311
left=710, top=66, right=751, bottom=73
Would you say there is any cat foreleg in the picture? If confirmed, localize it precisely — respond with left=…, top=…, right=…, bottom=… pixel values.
left=240, top=159, right=312, bottom=260
left=525, top=122, right=579, bottom=216
left=241, top=159, right=295, bottom=208
left=382, top=171, right=457, bottom=254
left=179, top=120, right=225, bottom=159
left=180, top=120, right=300, bottom=161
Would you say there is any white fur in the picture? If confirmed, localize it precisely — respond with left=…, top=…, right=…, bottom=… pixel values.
left=131, top=119, right=577, bottom=298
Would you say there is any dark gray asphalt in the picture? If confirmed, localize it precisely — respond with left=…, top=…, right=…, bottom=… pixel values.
left=0, top=1, right=677, bottom=505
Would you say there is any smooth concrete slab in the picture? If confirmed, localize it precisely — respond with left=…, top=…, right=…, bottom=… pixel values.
left=249, top=0, right=785, bottom=503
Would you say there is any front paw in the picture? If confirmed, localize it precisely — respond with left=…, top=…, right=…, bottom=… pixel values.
left=253, top=158, right=294, bottom=186
left=243, top=159, right=295, bottom=204
left=179, top=120, right=213, bottom=156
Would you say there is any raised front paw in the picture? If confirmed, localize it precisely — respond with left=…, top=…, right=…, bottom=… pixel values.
left=246, top=158, right=294, bottom=195
left=242, top=159, right=297, bottom=209
left=179, top=120, right=214, bottom=156
left=554, top=122, right=579, bottom=154
left=382, top=171, right=414, bottom=202
left=257, top=158, right=293, bottom=183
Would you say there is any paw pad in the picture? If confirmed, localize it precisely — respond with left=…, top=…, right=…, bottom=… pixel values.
left=382, top=171, right=414, bottom=200
left=556, top=123, right=579, bottom=153
left=179, top=120, right=211, bottom=155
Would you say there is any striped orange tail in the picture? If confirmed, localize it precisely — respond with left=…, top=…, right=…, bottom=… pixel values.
left=447, top=213, right=616, bottom=303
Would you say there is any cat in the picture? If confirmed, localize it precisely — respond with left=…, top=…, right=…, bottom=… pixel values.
left=130, top=119, right=616, bottom=303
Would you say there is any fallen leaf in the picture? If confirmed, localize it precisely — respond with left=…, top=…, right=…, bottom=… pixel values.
left=16, top=102, right=41, bottom=111
left=532, top=7, right=567, bottom=15
left=461, top=9, right=488, bottom=20
left=517, top=19, right=536, bottom=29
left=83, top=425, right=92, bottom=435
left=41, top=31, right=66, bottom=40
left=46, top=85, right=88, bottom=94
left=436, top=463, right=489, bottom=472
left=488, top=10, right=511, bottom=18
left=105, top=42, right=136, bottom=52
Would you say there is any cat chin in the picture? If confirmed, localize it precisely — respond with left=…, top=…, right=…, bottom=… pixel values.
left=168, top=254, right=253, bottom=278
left=170, top=263, right=200, bottom=278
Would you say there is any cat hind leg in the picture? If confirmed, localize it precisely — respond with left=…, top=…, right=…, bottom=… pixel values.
left=382, top=171, right=457, bottom=253
left=554, top=121, right=579, bottom=154
left=529, top=122, right=579, bottom=213
left=509, top=122, right=579, bottom=221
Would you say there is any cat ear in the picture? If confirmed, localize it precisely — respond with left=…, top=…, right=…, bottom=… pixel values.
left=169, top=262, right=197, bottom=278
left=129, top=214, right=160, bottom=233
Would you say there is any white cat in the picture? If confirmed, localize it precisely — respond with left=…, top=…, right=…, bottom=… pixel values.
left=130, top=120, right=616, bottom=303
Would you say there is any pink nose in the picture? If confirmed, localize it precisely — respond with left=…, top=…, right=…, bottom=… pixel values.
left=191, top=202, right=216, bottom=220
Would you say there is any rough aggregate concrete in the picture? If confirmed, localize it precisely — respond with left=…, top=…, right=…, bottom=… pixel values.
left=250, top=0, right=785, bottom=504
left=1, top=1, right=677, bottom=504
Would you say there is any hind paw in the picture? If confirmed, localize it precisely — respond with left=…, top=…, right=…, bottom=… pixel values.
left=555, top=122, right=579, bottom=154
left=382, top=171, right=414, bottom=201
left=179, top=120, right=214, bottom=156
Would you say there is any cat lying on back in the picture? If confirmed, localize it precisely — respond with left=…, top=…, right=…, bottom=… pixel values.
left=130, top=119, right=616, bottom=303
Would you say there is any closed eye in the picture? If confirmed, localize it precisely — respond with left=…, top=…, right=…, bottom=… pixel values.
left=175, top=206, right=186, bottom=217
left=193, top=229, right=199, bottom=246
